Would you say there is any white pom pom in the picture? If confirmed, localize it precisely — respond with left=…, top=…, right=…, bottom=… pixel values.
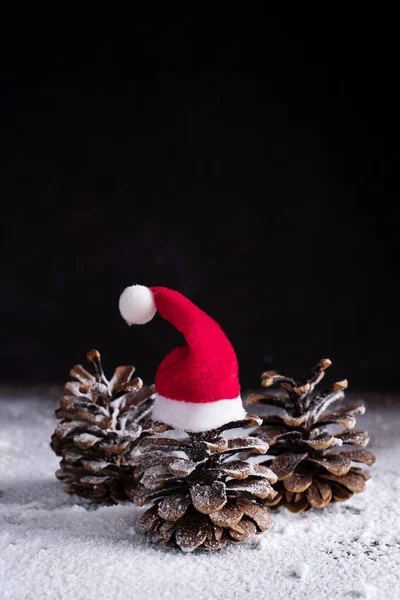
left=119, top=285, right=157, bottom=325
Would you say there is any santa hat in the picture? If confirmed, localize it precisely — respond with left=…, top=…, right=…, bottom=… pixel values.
left=119, top=285, right=245, bottom=432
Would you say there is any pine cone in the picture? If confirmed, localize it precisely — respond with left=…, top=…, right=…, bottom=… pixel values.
left=248, top=359, right=376, bottom=512
left=51, top=350, right=167, bottom=502
left=129, top=415, right=277, bottom=551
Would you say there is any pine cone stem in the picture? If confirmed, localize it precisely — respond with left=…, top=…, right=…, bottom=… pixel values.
left=79, top=381, right=110, bottom=397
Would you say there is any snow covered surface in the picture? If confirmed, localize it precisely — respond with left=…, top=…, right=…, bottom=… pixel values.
left=1, top=389, right=399, bottom=600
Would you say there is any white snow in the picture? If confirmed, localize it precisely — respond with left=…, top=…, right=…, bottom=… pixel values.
left=292, top=561, right=309, bottom=580
left=1, top=390, right=400, bottom=600
left=73, top=433, right=100, bottom=444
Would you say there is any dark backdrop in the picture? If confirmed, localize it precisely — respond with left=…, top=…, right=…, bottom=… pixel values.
left=0, top=10, right=395, bottom=391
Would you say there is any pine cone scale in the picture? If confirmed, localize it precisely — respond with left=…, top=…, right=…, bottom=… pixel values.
left=137, top=504, right=160, bottom=533
left=270, top=453, right=308, bottom=480
left=283, top=470, right=314, bottom=493
left=158, top=494, right=191, bottom=521
left=190, top=481, right=227, bottom=514
left=305, top=432, right=335, bottom=450
left=306, top=481, right=332, bottom=509
left=209, top=501, right=243, bottom=527
left=236, top=498, right=272, bottom=531
left=319, top=470, right=367, bottom=493
left=309, top=454, right=352, bottom=476
left=228, top=518, right=257, bottom=541
left=175, top=511, right=209, bottom=552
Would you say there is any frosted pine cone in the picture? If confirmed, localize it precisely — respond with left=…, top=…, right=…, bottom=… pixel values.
left=248, top=359, right=375, bottom=512
left=129, top=415, right=277, bottom=551
left=51, top=350, right=166, bottom=502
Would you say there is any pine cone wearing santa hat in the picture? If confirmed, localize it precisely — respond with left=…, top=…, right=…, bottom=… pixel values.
left=119, top=285, right=246, bottom=432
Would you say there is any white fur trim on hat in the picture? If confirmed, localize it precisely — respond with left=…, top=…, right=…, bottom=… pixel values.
left=152, top=394, right=246, bottom=432
left=119, top=285, right=157, bottom=325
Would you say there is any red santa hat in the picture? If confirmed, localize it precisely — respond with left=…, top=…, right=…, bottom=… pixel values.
left=119, top=285, right=245, bottom=432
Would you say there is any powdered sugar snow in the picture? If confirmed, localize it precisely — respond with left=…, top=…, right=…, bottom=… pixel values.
left=0, top=390, right=399, bottom=600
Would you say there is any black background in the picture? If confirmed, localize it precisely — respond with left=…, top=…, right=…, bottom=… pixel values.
left=0, top=9, right=395, bottom=391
